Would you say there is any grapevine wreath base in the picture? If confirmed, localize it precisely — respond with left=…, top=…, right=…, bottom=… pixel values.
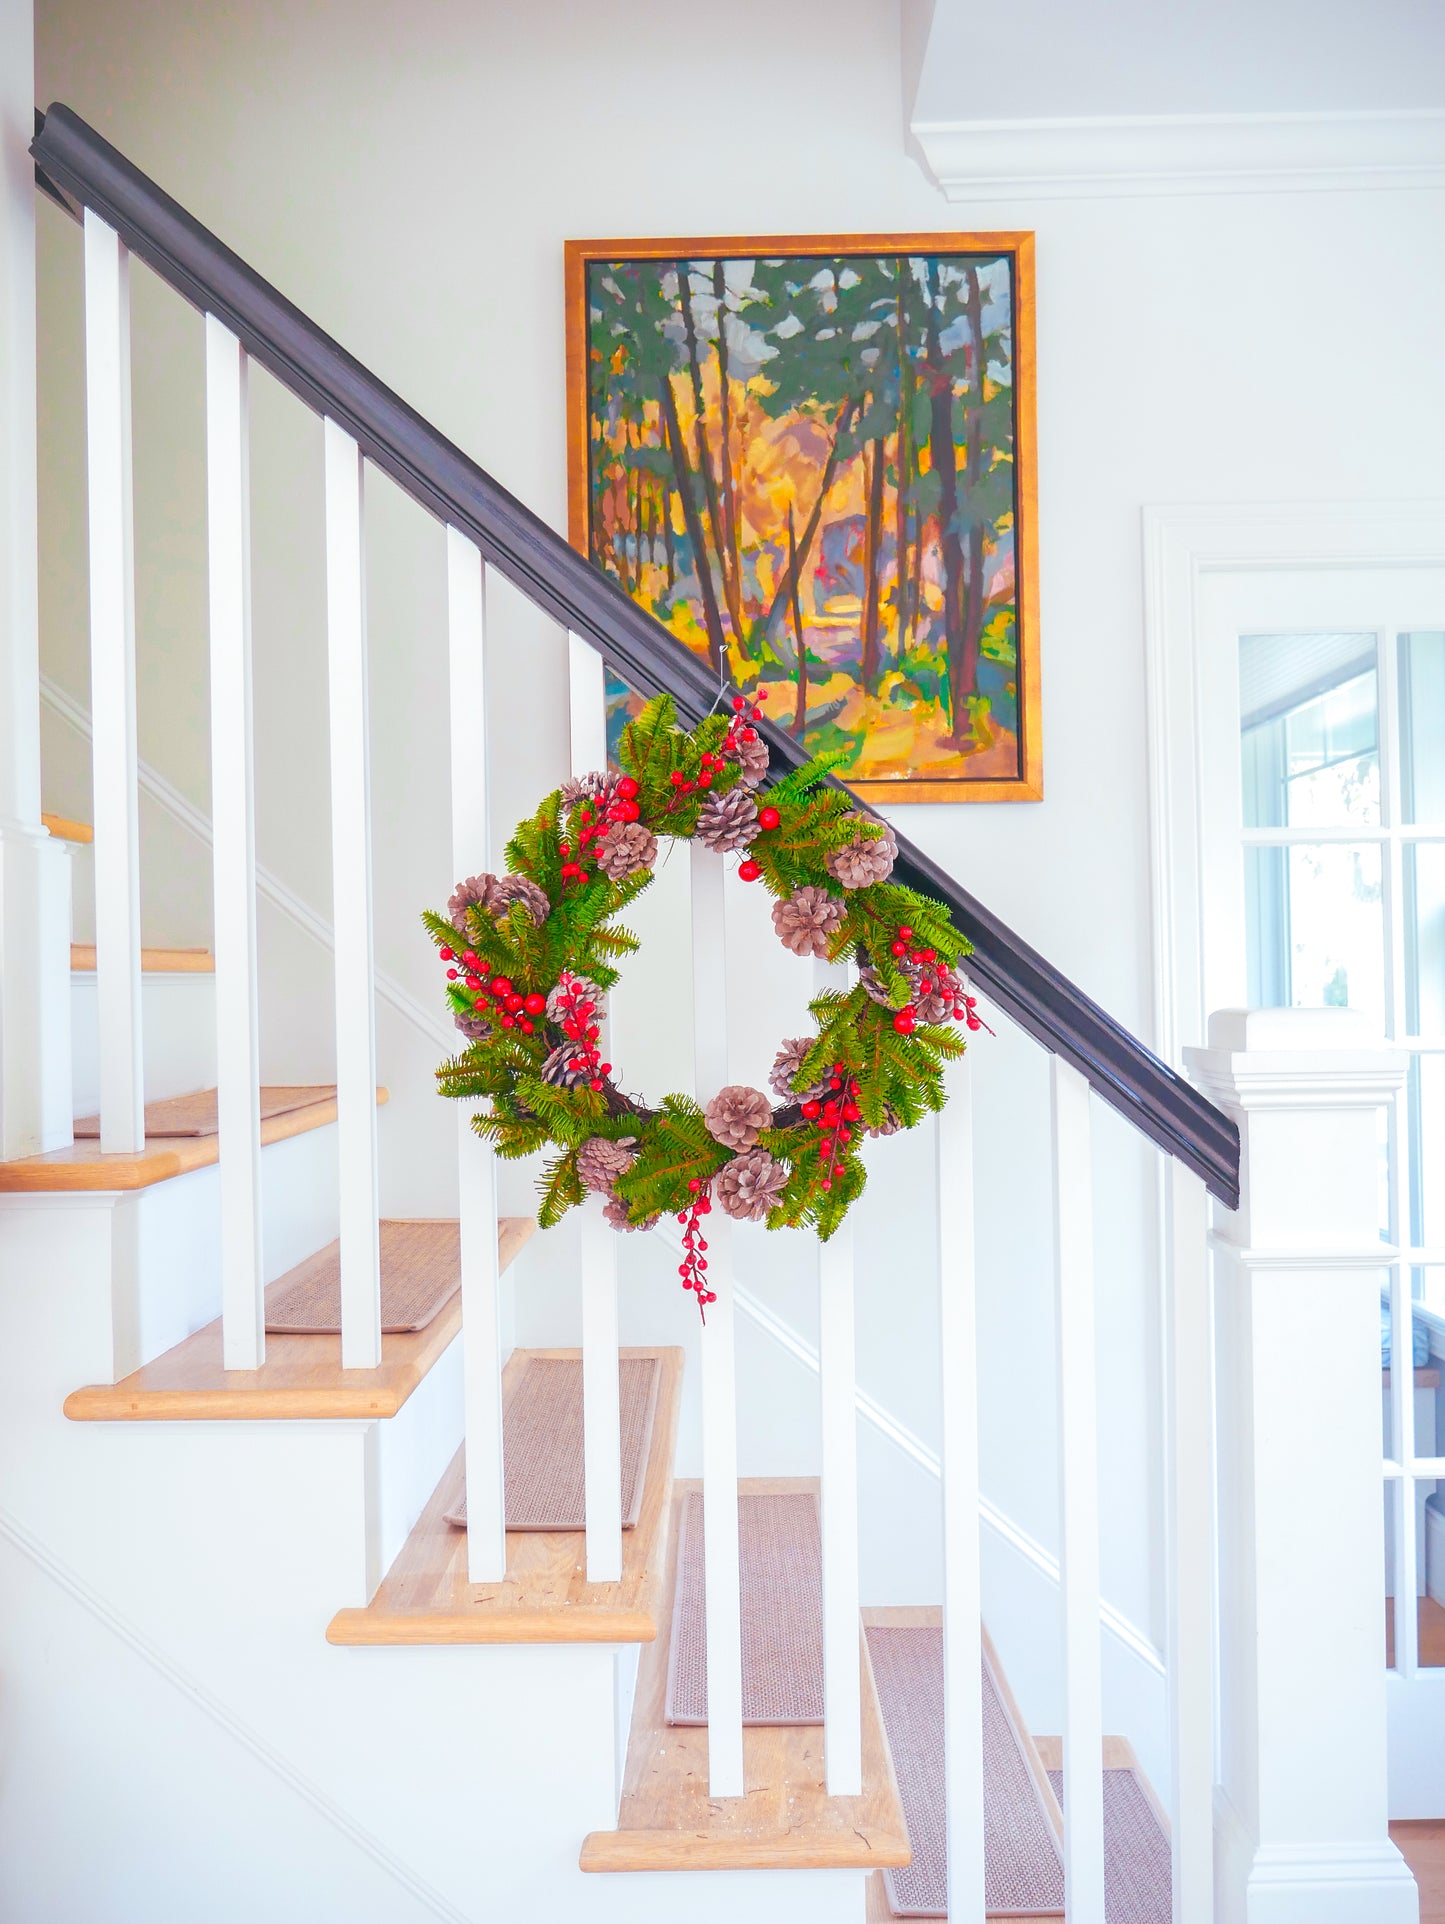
left=426, top=692, right=986, bottom=1313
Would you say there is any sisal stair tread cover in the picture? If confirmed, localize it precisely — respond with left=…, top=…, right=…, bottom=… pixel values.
left=579, top=1477, right=911, bottom=1874
left=266, top=1218, right=457, bottom=1335
left=63, top=1217, right=533, bottom=1421
left=864, top=1610, right=1063, bottom=1917
left=442, top=1354, right=660, bottom=1532
left=0, top=1085, right=387, bottom=1194
left=665, top=1487, right=823, bottom=1725
left=327, top=1346, right=684, bottom=1647
left=75, top=1085, right=333, bottom=1141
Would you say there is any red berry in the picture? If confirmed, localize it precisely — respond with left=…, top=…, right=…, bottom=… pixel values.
left=477, top=959, right=491, bottom=974
left=446, top=968, right=459, bottom=981
left=818, top=1141, right=832, bottom=1159
left=599, top=1061, right=613, bottom=1075
left=462, top=951, right=477, bottom=967
left=820, top=1180, right=832, bottom=1192
left=697, top=771, right=713, bottom=788
left=737, top=859, right=761, bottom=882
left=966, top=1014, right=982, bottom=1031
left=890, top=939, right=907, bottom=957
left=492, top=978, right=512, bottom=997
left=829, top=1076, right=842, bottom=1090
left=898, top=926, right=912, bottom=941
left=670, top=771, right=686, bottom=787
left=616, top=775, right=639, bottom=800
left=520, top=1018, right=534, bottom=1034
left=953, top=1006, right=967, bottom=1020
left=758, top=805, right=781, bottom=831
left=921, top=948, right=936, bottom=964
left=501, top=1014, right=516, bottom=1028
left=839, top=1127, right=853, bottom=1143
left=474, top=994, right=487, bottom=1009
left=589, top=1078, right=604, bottom=1092
left=755, top=688, right=767, bottom=703
left=617, top=798, right=641, bottom=821
left=893, top=1008, right=916, bottom=1034
left=801, top=1099, right=821, bottom=1120
left=842, top=1101, right=861, bottom=1121
left=732, top=696, right=746, bottom=711
left=505, top=993, right=525, bottom=1013
left=558, top=843, right=570, bottom=858
left=688, top=1178, right=701, bottom=1192
left=439, top=946, right=454, bottom=961
left=741, top=726, right=757, bottom=743
left=523, top=992, right=546, bottom=1015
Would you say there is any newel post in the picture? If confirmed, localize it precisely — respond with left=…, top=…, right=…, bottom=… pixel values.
left=1185, top=1008, right=1418, bottom=1924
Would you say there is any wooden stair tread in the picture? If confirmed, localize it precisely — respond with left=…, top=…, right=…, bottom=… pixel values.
left=328, top=1345, right=683, bottom=1646
left=0, top=1085, right=385, bottom=1194
left=579, top=1476, right=911, bottom=1874
left=42, top=813, right=92, bottom=844
left=63, top=1216, right=533, bottom=1421
left=70, top=943, right=214, bottom=972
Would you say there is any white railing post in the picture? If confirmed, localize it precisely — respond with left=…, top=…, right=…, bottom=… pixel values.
left=1165, top=1155, right=1213, bottom=1924
left=1051, top=1055, right=1106, bottom=1924
left=816, top=959, right=862, bottom=1798
left=938, top=1048, right=985, bottom=1923
left=567, top=631, right=623, bottom=1583
left=1186, top=1008, right=1418, bottom=1924
left=205, top=317, right=265, bottom=1370
left=691, top=841, right=744, bottom=1796
left=323, top=419, right=381, bottom=1370
left=1, top=20, right=72, bottom=1161
left=83, top=211, right=144, bottom=1155
left=447, top=528, right=506, bottom=1582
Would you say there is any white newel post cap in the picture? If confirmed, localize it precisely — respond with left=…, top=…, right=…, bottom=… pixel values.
left=1184, top=1007, right=1404, bottom=1251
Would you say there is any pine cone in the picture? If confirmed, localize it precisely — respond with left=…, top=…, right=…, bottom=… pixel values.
left=545, top=975, right=607, bottom=1024
left=577, top=1135, right=638, bottom=1194
left=704, top=1083, right=773, bottom=1150
left=825, top=819, right=897, bottom=890
left=540, top=1041, right=589, bottom=1086
left=603, top=1192, right=659, bottom=1233
left=867, top=1107, right=902, bottom=1138
left=769, top=1036, right=829, bottom=1103
left=696, top=787, right=759, bottom=854
left=560, top=770, right=615, bottom=809
left=772, top=885, right=846, bottom=959
left=858, top=963, right=897, bottom=1008
left=449, top=870, right=550, bottom=934
left=910, top=962, right=964, bottom=1025
left=716, top=1147, right=787, bottom=1222
left=594, top=820, right=658, bottom=881
left=454, top=1009, right=492, bottom=1041
left=735, top=732, right=770, bottom=788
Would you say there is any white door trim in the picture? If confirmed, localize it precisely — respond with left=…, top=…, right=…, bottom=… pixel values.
left=1141, top=501, right=1445, bottom=1070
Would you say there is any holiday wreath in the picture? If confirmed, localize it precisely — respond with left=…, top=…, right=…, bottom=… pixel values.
left=426, top=691, right=984, bottom=1309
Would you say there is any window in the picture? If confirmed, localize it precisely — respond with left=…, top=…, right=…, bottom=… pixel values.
left=1240, top=629, right=1445, bottom=1312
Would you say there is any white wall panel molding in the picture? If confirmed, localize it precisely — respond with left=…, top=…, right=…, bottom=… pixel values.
left=0, top=1500, right=471, bottom=1924
left=912, top=108, right=1445, bottom=202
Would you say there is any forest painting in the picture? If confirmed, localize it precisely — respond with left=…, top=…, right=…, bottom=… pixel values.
left=565, top=234, right=1039, bottom=801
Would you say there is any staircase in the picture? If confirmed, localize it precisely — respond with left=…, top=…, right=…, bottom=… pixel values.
left=0, top=94, right=1416, bottom=1924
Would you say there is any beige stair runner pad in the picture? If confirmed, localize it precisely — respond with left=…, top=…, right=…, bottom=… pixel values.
left=444, top=1354, right=660, bottom=1532
left=866, top=1621, right=1064, bottom=1917
left=666, top=1487, right=824, bottom=1726
left=1046, top=1768, right=1170, bottom=1924
left=75, top=1084, right=336, bottom=1139
left=266, top=1218, right=457, bottom=1334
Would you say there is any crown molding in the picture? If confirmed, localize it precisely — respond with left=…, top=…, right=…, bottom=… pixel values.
left=910, top=107, right=1445, bottom=202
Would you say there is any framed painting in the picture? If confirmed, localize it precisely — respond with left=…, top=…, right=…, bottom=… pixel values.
left=564, top=232, right=1039, bottom=802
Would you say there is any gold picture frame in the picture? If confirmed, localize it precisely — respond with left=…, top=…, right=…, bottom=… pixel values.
left=565, top=233, right=1040, bottom=803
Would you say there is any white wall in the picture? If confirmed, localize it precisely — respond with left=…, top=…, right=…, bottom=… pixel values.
left=30, top=0, right=1445, bottom=1751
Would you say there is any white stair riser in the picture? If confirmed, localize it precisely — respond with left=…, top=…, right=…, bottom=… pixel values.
left=71, top=970, right=216, bottom=1116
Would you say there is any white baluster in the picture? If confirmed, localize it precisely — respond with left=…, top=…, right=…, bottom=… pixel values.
left=692, top=842, right=744, bottom=1796
left=1051, top=1056, right=1106, bottom=1922
left=204, top=317, right=264, bottom=1370
left=323, top=420, right=381, bottom=1370
left=938, top=1049, right=985, bottom=1922
left=1165, top=1157, right=1213, bottom=1924
left=83, top=211, right=143, bottom=1154
left=567, top=631, right=624, bottom=1582
left=447, top=528, right=506, bottom=1582
left=816, top=960, right=862, bottom=1797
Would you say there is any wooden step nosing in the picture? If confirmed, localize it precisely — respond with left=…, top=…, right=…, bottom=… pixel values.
left=578, top=1827, right=913, bottom=1874
left=326, top=1605, right=658, bottom=1647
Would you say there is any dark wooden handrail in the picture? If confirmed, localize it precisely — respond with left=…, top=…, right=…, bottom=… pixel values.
left=32, top=102, right=1239, bottom=1205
